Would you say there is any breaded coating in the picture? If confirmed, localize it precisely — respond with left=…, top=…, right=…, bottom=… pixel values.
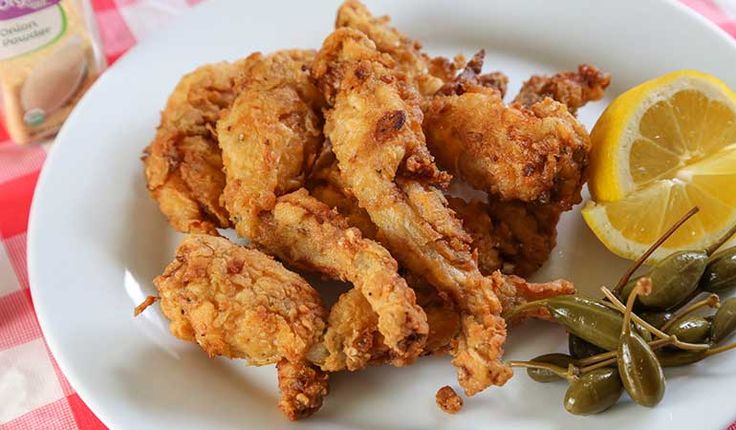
left=486, top=200, right=561, bottom=277
left=143, top=61, right=247, bottom=234
left=314, top=288, right=388, bottom=371
left=448, top=197, right=560, bottom=277
left=489, top=271, right=576, bottom=322
left=435, top=386, right=463, bottom=414
left=424, top=83, right=591, bottom=210
left=513, top=64, right=611, bottom=114
left=217, top=50, right=324, bottom=239
left=217, top=50, right=427, bottom=363
left=446, top=197, right=503, bottom=275
left=308, top=148, right=378, bottom=240
left=276, top=359, right=329, bottom=421
left=313, top=28, right=511, bottom=395
left=435, top=51, right=508, bottom=98
left=424, top=52, right=594, bottom=209
left=335, top=0, right=459, bottom=96
left=312, top=277, right=461, bottom=372
left=154, top=235, right=326, bottom=365
left=252, top=190, right=428, bottom=364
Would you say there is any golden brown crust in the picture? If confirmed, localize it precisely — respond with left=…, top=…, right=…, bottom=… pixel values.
left=513, top=64, right=611, bottom=115
left=217, top=50, right=428, bottom=363
left=143, top=61, right=247, bottom=234
left=313, top=27, right=511, bottom=395
left=486, top=200, right=561, bottom=277
left=253, top=190, right=429, bottom=364
left=154, top=235, right=326, bottom=365
left=435, top=385, right=463, bottom=414
left=335, top=0, right=458, bottom=96
left=447, top=197, right=561, bottom=278
left=218, top=50, right=324, bottom=239
left=424, top=88, right=591, bottom=210
left=435, top=51, right=508, bottom=98
left=489, top=271, right=576, bottom=323
left=276, top=359, right=329, bottom=421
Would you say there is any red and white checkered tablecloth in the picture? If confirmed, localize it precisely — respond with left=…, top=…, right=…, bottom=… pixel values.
left=0, top=0, right=735, bottom=429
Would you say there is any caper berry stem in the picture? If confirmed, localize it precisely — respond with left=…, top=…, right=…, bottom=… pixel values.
left=705, top=341, right=736, bottom=357
left=575, top=337, right=672, bottom=367
left=508, top=360, right=574, bottom=381
left=601, top=287, right=710, bottom=351
left=660, top=294, right=720, bottom=332
left=614, top=207, right=699, bottom=293
left=579, top=357, right=617, bottom=373
left=622, top=278, right=651, bottom=335
left=704, top=219, right=736, bottom=256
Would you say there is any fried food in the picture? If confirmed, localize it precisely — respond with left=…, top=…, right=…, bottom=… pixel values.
left=313, top=28, right=511, bottom=395
left=513, top=64, right=611, bottom=114
left=276, top=359, right=329, bottom=421
left=435, top=50, right=508, bottom=98
left=308, top=147, right=379, bottom=240
left=335, top=0, right=461, bottom=96
left=154, top=234, right=327, bottom=365
left=143, top=61, right=247, bottom=235
left=309, top=159, right=557, bottom=278
left=447, top=197, right=560, bottom=277
left=217, top=50, right=428, bottom=364
left=310, top=268, right=573, bottom=372
left=143, top=1, right=599, bottom=419
left=435, top=386, right=463, bottom=414
left=216, top=50, right=323, bottom=239
left=424, top=54, right=592, bottom=210
left=311, top=276, right=461, bottom=371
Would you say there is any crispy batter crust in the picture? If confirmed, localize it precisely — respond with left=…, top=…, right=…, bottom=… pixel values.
left=217, top=50, right=324, bottom=239
left=143, top=61, right=247, bottom=234
left=513, top=64, right=611, bottom=114
left=218, top=51, right=428, bottom=364
left=313, top=28, right=511, bottom=395
left=154, top=235, right=326, bottom=365
left=424, top=87, right=591, bottom=209
left=335, top=0, right=458, bottom=96
left=435, top=385, right=463, bottom=414
left=276, top=359, right=329, bottom=421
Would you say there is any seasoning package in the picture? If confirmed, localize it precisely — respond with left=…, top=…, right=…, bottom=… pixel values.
left=0, top=0, right=105, bottom=144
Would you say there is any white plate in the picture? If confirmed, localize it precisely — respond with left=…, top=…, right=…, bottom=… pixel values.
left=28, top=0, right=736, bottom=428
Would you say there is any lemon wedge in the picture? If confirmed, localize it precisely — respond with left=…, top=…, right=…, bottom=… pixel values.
left=582, top=70, right=736, bottom=261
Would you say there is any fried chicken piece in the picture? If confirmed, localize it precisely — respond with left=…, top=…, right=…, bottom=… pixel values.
left=513, top=64, right=611, bottom=115
left=154, top=234, right=327, bottom=365
left=276, top=359, right=329, bottom=421
left=217, top=50, right=428, bottom=364
left=424, top=69, right=591, bottom=210
left=313, top=28, right=511, bottom=395
left=143, top=60, right=247, bottom=235
left=216, top=50, right=323, bottom=239
left=335, top=0, right=460, bottom=96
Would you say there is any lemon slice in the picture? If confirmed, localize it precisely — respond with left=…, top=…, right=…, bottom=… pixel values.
left=582, top=70, right=736, bottom=261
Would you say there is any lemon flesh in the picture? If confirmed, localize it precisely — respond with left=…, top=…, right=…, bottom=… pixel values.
left=583, top=71, right=736, bottom=261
